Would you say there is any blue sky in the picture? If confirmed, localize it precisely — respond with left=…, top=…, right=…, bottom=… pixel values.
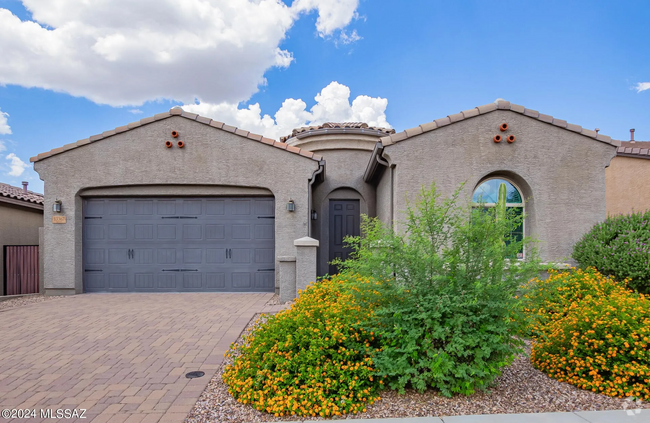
left=0, top=0, right=648, bottom=193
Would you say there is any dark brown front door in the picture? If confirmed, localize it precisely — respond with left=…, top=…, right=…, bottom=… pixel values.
left=328, top=200, right=360, bottom=275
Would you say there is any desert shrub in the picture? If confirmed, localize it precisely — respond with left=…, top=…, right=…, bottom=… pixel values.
left=222, top=275, right=384, bottom=417
left=333, top=183, right=541, bottom=397
left=573, top=211, right=650, bottom=293
left=524, top=268, right=650, bottom=400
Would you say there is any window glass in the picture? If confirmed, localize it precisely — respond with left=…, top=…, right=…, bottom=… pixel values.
left=472, top=178, right=524, bottom=258
left=472, top=178, right=522, bottom=204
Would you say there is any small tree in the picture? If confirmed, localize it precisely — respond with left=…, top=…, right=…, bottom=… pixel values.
left=333, top=182, right=540, bottom=396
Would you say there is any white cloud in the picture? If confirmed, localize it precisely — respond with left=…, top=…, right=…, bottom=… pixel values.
left=5, top=153, right=28, bottom=176
left=182, top=81, right=391, bottom=140
left=635, top=82, right=650, bottom=93
left=293, top=0, right=359, bottom=36
left=337, top=29, right=361, bottom=45
left=128, top=109, right=143, bottom=114
left=0, top=107, right=10, bottom=135
left=0, top=0, right=360, bottom=106
left=0, top=141, right=5, bottom=153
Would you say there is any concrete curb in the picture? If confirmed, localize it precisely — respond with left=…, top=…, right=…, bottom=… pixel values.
left=282, top=409, right=649, bottom=423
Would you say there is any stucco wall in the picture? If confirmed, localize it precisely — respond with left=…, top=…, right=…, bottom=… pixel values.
left=606, top=156, right=650, bottom=215
left=378, top=110, right=616, bottom=262
left=33, top=116, right=320, bottom=295
left=308, top=146, right=377, bottom=276
left=0, top=202, right=43, bottom=295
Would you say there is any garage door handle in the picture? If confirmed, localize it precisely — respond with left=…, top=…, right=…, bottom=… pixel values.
left=257, top=216, right=274, bottom=219
left=257, top=268, right=275, bottom=272
left=85, top=269, right=103, bottom=272
left=161, top=216, right=198, bottom=219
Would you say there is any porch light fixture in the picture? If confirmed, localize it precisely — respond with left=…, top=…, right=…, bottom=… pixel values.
left=52, top=199, right=62, bottom=213
left=311, top=209, right=317, bottom=220
left=286, top=199, right=295, bottom=212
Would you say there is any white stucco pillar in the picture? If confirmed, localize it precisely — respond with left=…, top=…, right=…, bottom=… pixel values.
left=294, top=236, right=319, bottom=297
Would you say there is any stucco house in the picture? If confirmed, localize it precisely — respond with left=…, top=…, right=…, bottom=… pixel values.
left=31, top=100, right=620, bottom=299
left=0, top=182, right=43, bottom=296
left=605, top=131, right=650, bottom=216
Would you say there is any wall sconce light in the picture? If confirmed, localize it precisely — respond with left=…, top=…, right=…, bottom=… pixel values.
left=286, top=199, right=295, bottom=212
left=53, top=199, right=62, bottom=213
left=311, top=209, right=318, bottom=220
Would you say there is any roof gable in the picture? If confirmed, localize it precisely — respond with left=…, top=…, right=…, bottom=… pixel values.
left=380, top=100, right=620, bottom=148
left=30, top=108, right=322, bottom=163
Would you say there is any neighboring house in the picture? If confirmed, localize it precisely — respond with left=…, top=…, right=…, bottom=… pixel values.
left=31, top=100, right=619, bottom=298
left=0, top=182, right=44, bottom=296
left=605, top=131, right=650, bottom=216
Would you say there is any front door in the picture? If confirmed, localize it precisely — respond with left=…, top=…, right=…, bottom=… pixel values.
left=328, top=200, right=360, bottom=275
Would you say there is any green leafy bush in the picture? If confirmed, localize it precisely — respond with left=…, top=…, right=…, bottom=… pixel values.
left=333, top=183, right=541, bottom=397
left=222, top=275, right=384, bottom=417
left=573, top=211, right=650, bottom=293
left=523, top=268, right=650, bottom=400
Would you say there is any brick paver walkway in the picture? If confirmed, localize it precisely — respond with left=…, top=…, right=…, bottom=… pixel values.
left=0, top=293, right=274, bottom=422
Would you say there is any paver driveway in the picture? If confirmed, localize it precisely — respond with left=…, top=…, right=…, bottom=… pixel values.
left=0, top=293, right=274, bottom=422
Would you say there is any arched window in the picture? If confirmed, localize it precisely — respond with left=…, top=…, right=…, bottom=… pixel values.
left=472, top=178, right=525, bottom=258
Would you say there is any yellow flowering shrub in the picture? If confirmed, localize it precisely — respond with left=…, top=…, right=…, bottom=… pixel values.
left=523, top=268, right=650, bottom=400
left=222, top=275, right=384, bottom=417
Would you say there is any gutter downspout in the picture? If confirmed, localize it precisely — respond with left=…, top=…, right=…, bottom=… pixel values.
left=308, top=160, right=325, bottom=237
left=374, top=152, right=394, bottom=228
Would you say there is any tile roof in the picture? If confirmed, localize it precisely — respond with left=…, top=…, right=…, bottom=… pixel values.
left=380, top=100, right=621, bottom=148
left=30, top=107, right=323, bottom=163
left=0, top=182, right=44, bottom=205
left=616, top=140, right=650, bottom=159
left=280, top=122, right=395, bottom=142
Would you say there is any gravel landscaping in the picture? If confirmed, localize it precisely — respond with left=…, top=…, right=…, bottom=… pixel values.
left=0, top=294, right=66, bottom=312
left=185, top=313, right=648, bottom=423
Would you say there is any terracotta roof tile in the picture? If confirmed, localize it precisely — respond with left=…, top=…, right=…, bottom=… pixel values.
left=31, top=109, right=322, bottom=163
left=0, top=182, right=44, bottom=205
left=379, top=99, right=619, bottom=148
left=461, top=108, right=480, bottom=118
left=615, top=141, right=650, bottom=158
left=281, top=122, right=395, bottom=142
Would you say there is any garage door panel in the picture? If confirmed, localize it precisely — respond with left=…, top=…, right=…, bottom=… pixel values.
left=255, top=272, right=274, bottom=289
left=157, top=273, right=177, bottom=289
left=206, top=273, right=226, bottom=289
left=183, top=249, right=203, bottom=264
left=232, top=273, right=251, bottom=289
left=109, top=273, right=128, bottom=289
left=183, top=273, right=202, bottom=289
left=206, top=200, right=225, bottom=215
left=157, top=249, right=177, bottom=264
left=183, top=224, right=203, bottom=240
left=83, top=197, right=275, bottom=292
left=108, top=249, right=128, bottom=264
left=157, top=225, right=177, bottom=239
left=135, top=273, right=154, bottom=289
left=134, top=224, right=154, bottom=239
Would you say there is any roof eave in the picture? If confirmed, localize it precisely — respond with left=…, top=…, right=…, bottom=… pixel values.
left=30, top=108, right=323, bottom=163
left=380, top=100, right=620, bottom=148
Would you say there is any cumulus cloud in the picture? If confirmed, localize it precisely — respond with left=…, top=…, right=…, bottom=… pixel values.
left=182, top=81, right=391, bottom=140
left=0, top=0, right=360, bottom=106
left=0, top=107, right=10, bottom=135
left=128, top=109, right=143, bottom=114
left=635, top=82, right=650, bottom=93
left=5, top=153, right=28, bottom=176
left=0, top=141, right=5, bottom=153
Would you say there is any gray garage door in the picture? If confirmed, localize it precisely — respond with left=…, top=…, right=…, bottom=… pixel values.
left=82, top=197, right=275, bottom=292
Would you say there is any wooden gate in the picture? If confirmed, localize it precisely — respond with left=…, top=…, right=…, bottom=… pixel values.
left=4, top=245, right=39, bottom=295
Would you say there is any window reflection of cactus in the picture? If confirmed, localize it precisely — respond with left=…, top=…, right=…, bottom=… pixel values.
left=473, top=178, right=524, bottom=258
